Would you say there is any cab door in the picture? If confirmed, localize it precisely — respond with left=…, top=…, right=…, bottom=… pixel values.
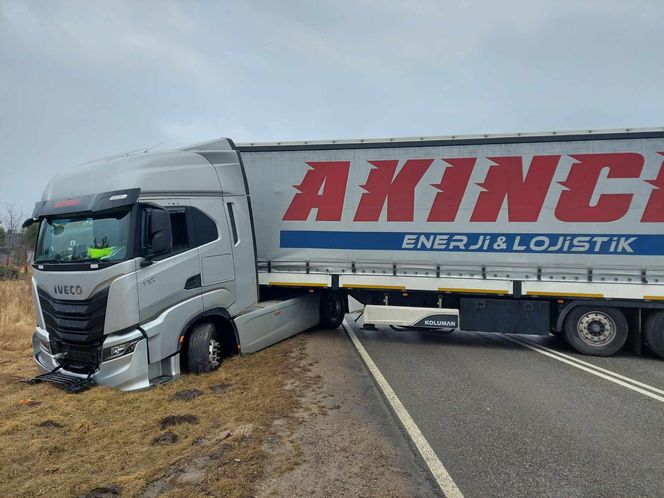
left=137, top=199, right=203, bottom=361
left=190, top=198, right=237, bottom=313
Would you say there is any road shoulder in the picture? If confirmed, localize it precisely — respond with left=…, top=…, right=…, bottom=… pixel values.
left=257, top=326, right=437, bottom=497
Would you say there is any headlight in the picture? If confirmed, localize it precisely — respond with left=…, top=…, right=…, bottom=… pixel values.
left=102, top=339, right=140, bottom=361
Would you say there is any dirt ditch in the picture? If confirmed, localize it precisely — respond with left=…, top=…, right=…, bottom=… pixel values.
left=0, top=280, right=314, bottom=497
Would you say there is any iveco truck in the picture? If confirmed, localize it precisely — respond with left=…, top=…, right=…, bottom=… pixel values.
left=25, top=128, right=664, bottom=392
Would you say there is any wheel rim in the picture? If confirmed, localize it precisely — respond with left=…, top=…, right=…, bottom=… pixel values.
left=208, top=338, right=222, bottom=369
left=577, top=311, right=616, bottom=347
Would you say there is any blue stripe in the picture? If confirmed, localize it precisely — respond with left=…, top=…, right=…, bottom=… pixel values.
left=280, top=230, right=664, bottom=255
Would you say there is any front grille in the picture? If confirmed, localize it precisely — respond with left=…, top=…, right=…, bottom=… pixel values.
left=38, top=287, right=109, bottom=372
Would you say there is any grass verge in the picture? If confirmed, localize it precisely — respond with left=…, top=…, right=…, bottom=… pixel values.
left=0, top=279, right=307, bottom=497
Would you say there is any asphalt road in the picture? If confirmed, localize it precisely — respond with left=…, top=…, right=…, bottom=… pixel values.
left=346, top=318, right=664, bottom=498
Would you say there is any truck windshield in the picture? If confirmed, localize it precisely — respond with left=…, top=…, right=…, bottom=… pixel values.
left=34, top=210, right=132, bottom=264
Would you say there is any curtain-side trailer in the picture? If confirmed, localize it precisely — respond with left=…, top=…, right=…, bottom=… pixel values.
left=25, top=128, right=664, bottom=392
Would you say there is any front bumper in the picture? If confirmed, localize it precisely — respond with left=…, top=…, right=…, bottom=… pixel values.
left=33, top=327, right=151, bottom=391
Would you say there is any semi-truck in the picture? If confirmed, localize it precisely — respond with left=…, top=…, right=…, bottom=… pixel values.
left=24, top=128, right=664, bottom=392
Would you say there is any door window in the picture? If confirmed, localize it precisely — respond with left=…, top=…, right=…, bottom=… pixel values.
left=169, top=210, right=190, bottom=253
left=191, top=207, right=218, bottom=246
left=144, top=206, right=220, bottom=260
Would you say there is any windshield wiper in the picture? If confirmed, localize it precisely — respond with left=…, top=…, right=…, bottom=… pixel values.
left=34, top=258, right=61, bottom=264
left=71, top=258, right=115, bottom=264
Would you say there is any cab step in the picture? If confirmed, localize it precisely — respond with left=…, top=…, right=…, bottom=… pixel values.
left=29, top=371, right=96, bottom=394
left=150, top=375, right=175, bottom=386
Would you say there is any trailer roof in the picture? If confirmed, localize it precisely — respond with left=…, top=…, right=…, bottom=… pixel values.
left=235, top=127, right=664, bottom=152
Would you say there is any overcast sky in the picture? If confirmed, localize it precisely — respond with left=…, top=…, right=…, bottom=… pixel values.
left=1, top=0, right=663, bottom=215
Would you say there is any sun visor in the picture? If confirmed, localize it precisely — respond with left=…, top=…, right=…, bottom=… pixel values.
left=30, top=188, right=141, bottom=220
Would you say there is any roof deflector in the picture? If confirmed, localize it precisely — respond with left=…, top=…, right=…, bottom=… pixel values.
left=179, top=137, right=233, bottom=152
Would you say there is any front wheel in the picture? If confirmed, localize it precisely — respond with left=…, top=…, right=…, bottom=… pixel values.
left=186, top=322, right=222, bottom=374
left=563, top=306, right=628, bottom=356
left=319, top=291, right=345, bottom=329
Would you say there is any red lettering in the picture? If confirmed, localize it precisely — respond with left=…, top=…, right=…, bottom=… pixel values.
left=555, top=153, right=643, bottom=222
left=470, top=155, right=560, bottom=222
left=641, top=153, right=664, bottom=222
left=283, top=161, right=350, bottom=221
left=427, top=158, right=475, bottom=222
left=353, top=159, right=433, bottom=222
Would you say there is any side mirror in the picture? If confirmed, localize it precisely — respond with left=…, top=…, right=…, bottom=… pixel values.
left=147, top=207, right=172, bottom=256
left=22, top=218, right=36, bottom=229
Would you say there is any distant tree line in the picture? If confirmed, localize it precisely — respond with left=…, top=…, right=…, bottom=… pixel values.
left=0, top=202, right=39, bottom=273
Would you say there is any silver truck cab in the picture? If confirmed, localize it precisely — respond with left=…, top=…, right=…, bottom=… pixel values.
left=27, top=138, right=320, bottom=391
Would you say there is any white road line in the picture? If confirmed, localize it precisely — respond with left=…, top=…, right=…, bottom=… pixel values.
left=342, top=319, right=464, bottom=498
left=507, top=335, right=664, bottom=397
left=502, top=334, right=664, bottom=403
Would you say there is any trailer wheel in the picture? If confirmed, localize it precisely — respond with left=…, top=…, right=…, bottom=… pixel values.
left=563, top=306, right=628, bottom=356
left=186, top=322, right=222, bottom=374
left=644, top=311, right=664, bottom=359
left=320, top=291, right=345, bottom=329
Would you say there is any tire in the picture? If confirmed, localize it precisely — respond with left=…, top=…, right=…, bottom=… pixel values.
left=186, top=322, right=222, bottom=374
left=563, top=306, right=628, bottom=356
left=319, top=291, right=345, bottom=329
left=644, top=311, right=664, bottom=359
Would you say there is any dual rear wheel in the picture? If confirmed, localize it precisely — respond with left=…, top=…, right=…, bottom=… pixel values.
left=644, top=311, right=664, bottom=359
left=563, top=306, right=628, bottom=357
left=563, top=306, right=664, bottom=358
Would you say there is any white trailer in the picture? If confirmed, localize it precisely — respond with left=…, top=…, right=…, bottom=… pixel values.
left=24, top=128, right=664, bottom=391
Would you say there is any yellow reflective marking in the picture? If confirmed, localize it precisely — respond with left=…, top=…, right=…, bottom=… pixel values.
left=342, top=284, right=406, bottom=290
left=526, top=291, right=604, bottom=298
left=438, top=287, right=507, bottom=294
left=268, top=282, right=327, bottom=287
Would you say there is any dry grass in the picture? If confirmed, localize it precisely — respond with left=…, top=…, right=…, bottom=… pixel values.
left=0, top=278, right=34, bottom=352
left=0, top=279, right=308, bottom=497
